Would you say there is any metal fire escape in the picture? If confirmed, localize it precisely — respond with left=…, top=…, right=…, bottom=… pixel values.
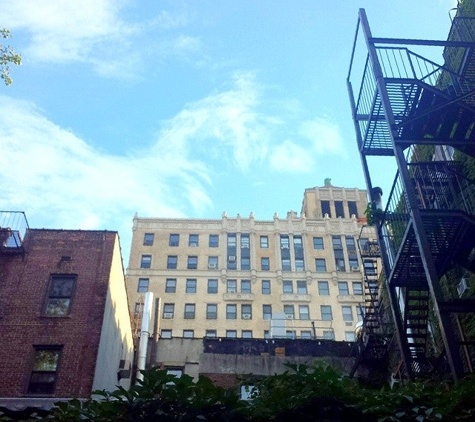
left=347, top=7, right=475, bottom=380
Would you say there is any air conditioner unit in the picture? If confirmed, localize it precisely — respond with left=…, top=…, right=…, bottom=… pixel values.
left=281, top=245, right=289, bottom=249
left=163, top=313, right=173, bottom=319
left=352, top=266, right=360, bottom=272
left=242, top=245, right=250, bottom=249
left=228, top=288, right=236, bottom=293
left=242, top=314, right=251, bottom=319
left=457, top=277, right=469, bottom=297
left=285, top=314, right=294, bottom=320
left=228, top=256, right=236, bottom=262
left=208, top=263, right=217, bottom=269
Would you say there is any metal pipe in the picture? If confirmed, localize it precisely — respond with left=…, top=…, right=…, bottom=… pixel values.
left=136, top=292, right=153, bottom=381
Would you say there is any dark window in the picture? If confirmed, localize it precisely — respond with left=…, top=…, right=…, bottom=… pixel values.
left=261, top=257, right=270, bottom=271
left=348, top=201, right=358, bottom=218
left=134, top=302, right=143, bottom=316
left=263, top=305, right=272, bottom=320
left=284, top=305, right=294, bottom=318
left=318, top=281, right=329, bottom=295
left=208, top=256, right=218, bottom=269
left=163, top=303, right=174, bottom=318
left=143, top=233, right=154, bottom=246
left=167, top=256, right=177, bottom=269
left=209, top=234, right=219, bottom=247
left=282, top=259, right=291, bottom=271
left=260, top=236, right=269, bottom=248
left=184, top=304, right=195, bottom=319
left=353, top=282, right=363, bottom=295
left=338, top=281, right=349, bottom=295
left=241, top=279, right=251, bottom=293
left=332, top=236, right=342, bottom=248
left=28, top=347, right=61, bottom=394
left=44, top=276, right=76, bottom=316
left=241, top=234, right=250, bottom=248
left=169, top=234, right=179, bottom=247
left=206, top=304, right=217, bottom=319
left=189, top=234, right=199, bottom=247
left=321, top=200, right=331, bottom=217
left=295, top=259, right=304, bottom=271
left=205, top=330, right=217, bottom=337
left=165, top=278, right=176, bottom=293
left=241, top=257, right=250, bottom=270
left=137, top=278, right=149, bottom=293
left=187, top=256, right=198, bottom=269
left=321, top=305, right=333, bottom=321
left=161, top=330, right=172, bottom=338
left=226, top=304, right=237, bottom=319
left=183, top=330, right=194, bottom=338
left=313, top=237, right=324, bottom=249
left=335, top=200, right=344, bottom=218
left=315, top=259, right=326, bottom=272
left=140, top=255, right=152, bottom=268
left=242, top=330, right=253, bottom=338
left=299, top=305, right=310, bottom=320
left=227, top=234, right=236, bottom=247
left=262, top=280, right=271, bottom=294
left=280, top=235, right=290, bottom=249
left=241, top=304, right=252, bottom=319
left=323, top=331, right=335, bottom=340
left=283, top=280, right=293, bottom=293
left=297, top=280, right=307, bottom=294
left=226, top=330, right=237, bottom=338
left=186, top=279, right=196, bottom=293
left=342, top=306, right=353, bottom=321
left=227, top=279, right=237, bottom=293
left=207, top=279, right=218, bottom=294
left=301, top=331, right=312, bottom=339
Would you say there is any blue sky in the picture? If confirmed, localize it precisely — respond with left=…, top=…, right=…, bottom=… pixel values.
left=0, top=0, right=457, bottom=257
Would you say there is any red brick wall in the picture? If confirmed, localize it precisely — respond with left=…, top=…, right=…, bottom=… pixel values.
left=0, top=230, right=117, bottom=398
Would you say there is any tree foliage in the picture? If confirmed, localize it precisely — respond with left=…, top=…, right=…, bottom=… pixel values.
left=1, top=28, right=21, bottom=86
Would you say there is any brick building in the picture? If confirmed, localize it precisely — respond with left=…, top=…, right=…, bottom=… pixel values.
left=0, top=213, right=134, bottom=411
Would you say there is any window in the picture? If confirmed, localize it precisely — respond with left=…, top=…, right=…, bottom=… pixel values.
left=227, top=234, right=236, bottom=247
left=286, top=330, right=296, bottom=339
left=161, top=330, right=172, bottom=339
left=318, top=281, right=329, bottom=295
left=226, top=304, right=237, bottom=319
left=321, top=200, right=331, bottom=217
left=332, top=236, right=342, bottom=248
left=301, top=331, right=312, bottom=339
left=241, top=304, right=252, bottom=319
left=227, top=279, right=237, bottom=293
left=207, top=279, right=218, bottom=294
left=44, top=275, right=76, bottom=316
left=261, top=257, right=270, bottom=271
left=226, top=330, right=237, bottom=338
left=209, top=234, right=219, bottom=248
left=335, top=200, right=344, bottom=218
left=299, top=305, right=310, bottom=320
left=183, top=330, right=194, bottom=338
left=297, top=280, right=307, bottom=294
left=263, top=305, right=272, bottom=320
left=295, top=259, right=305, bottom=271
left=134, top=302, right=143, bottom=316
left=208, top=256, right=218, bottom=269
left=186, top=279, right=197, bottom=293
left=282, top=259, right=291, bottom=271
left=169, top=234, right=179, bottom=247
left=242, top=330, right=252, bottom=338
left=28, top=347, right=61, bottom=394
left=262, top=280, right=271, bottom=295
left=364, top=259, right=377, bottom=275
left=353, top=282, right=363, bottom=295
left=260, top=236, right=269, bottom=248
left=345, top=332, right=356, bottom=342
left=346, top=236, right=356, bottom=249
left=241, top=234, right=250, bottom=248
left=283, top=280, right=293, bottom=294
left=165, top=278, right=176, bottom=293
left=187, top=256, right=198, bottom=269
left=280, top=235, right=290, bottom=249
left=137, top=278, right=149, bottom=293
left=342, top=306, right=353, bottom=321
left=313, top=237, right=324, bottom=249
left=163, top=303, right=175, bottom=319
left=184, top=304, right=195, bottom=319
left=323, top=331, right=335, bottom=340
left=264, top=330, right=270, bottom=339
left=189, top=234, right=199, bottom=247
left=205, top=330, right=217, bottom=338
left=284, top=305, right=294, bottom=318
left=206, top=304, right=217, bottom=319
left=143, top=233, right=154, bottom=246
left=357, top=306, right=365, bottom=322
left=321, top=305, right=333, bottom=321
left=315, top=258, right=326, bottom=272
left=241, top=279, right=251, bottom=293
left=241, top=257, right=250, bottom=270
left=338, top=281, right=349, bottom=296
left=348, top=201, right=358, bottom=218
left=140, top=255, right=152, bottom=268
left=167, top=255, right=177, bottom=269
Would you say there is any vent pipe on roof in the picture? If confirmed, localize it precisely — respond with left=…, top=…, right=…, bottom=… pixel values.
left=136, top=292, right=153, bottom=381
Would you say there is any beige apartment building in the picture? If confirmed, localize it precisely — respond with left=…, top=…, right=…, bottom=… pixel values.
left=126, top=183, right=375, bottom=342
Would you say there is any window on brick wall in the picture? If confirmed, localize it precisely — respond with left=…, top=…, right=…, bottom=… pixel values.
left=44, top=275, right=76, bottom=316
left=165, top=278, right=176, bottom=293
left=184, top=304, right=195, bottom=319
left=161, top=329, right=172, bottom=339
left=209, top=234, right=219, bottom=247
left=137, top=278, right=149, bottom=293
left=207, top=279, right=218, bottom=294
left=169, top=234, right=179, bottom=247
left=140, top=255, right=152, bottom=268
left=143, top=233, right=154, bottom=246
left=262, top=280, right=271, bottom=295
left=27, top=346, right=62, bottom=394
left=206, top=304, right=217, bottom=319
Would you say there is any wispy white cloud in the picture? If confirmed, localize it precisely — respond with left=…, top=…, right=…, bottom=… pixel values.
left=269, top=140, right=314, bottom=173
left=298, top=117, right=347, bottom=157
